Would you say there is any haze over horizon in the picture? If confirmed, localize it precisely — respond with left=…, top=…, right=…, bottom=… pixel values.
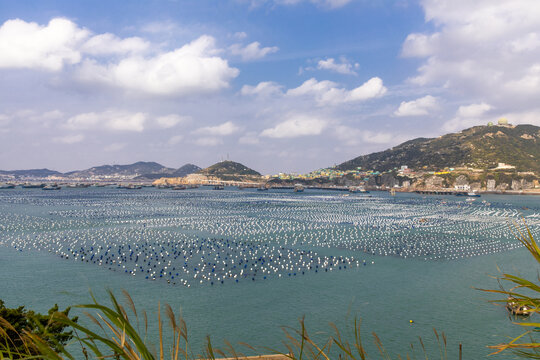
left=1, top=0, right=539, bottom=174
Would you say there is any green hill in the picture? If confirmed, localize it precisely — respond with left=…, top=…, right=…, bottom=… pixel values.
left=197, top=161, right=261, bottom=180
left=135, top=164, right=201, bottom=180
left=66, top=161, right=175, bottom=178
left=336, top=124, right=540, bottom=173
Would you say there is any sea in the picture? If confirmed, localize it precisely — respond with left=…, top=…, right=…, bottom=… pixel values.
left=0, top=187, right=539, bottom=359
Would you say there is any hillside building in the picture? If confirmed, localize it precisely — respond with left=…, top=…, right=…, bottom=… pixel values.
left=454, top=184, right=471, bottom=191
left=493, top=163, right=516, bottom=170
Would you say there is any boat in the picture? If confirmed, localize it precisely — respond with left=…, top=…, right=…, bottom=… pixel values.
left=42, top=184, right=61, bottom=190
left=0, top=183, right=15, bottom=189
left=506, top=297, right=532, bottom=316
left=294, top=184, right=304, bottom=193
left=213, top=185, right=224, bottom=190
left=22, top=183, right=45, bottom=188
left=349, top=186, right=369, bottom=194
left=66, top=183, right=91, bottom=188
left=172, top=185, right=187, bottom=190
left=117, top=184, right=142, bottom=189
left=257, top=186, right=268, bottom=191
left=456, top=191, right=481, bottom=197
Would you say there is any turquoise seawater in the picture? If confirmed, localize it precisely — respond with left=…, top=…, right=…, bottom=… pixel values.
left=0, top=187, right=539, bottom=359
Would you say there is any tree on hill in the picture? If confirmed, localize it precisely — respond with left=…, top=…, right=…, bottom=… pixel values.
left=198, top=161, right=261, bottom=176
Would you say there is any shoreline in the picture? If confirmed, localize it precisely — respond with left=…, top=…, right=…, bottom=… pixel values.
left=3, top=181, right=540, bottom=196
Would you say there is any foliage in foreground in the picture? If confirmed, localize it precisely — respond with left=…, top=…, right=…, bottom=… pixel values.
left=481, top=221, right=540, bottom=358
left=0, top=300, right=76, bottom=359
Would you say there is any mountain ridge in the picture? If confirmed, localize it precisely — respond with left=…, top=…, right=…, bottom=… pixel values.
left=66, top=161, right=175, bottom=178
left=0, top=162, right=201, bottom=180
left=336, top=124, right=540, bottom=173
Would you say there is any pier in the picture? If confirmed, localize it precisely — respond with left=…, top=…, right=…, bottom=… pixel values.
left=415, top=190, right=463, bottom=195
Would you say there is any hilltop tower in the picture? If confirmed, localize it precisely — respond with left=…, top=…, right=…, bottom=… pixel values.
left=497, top=118, right=509, bottom=126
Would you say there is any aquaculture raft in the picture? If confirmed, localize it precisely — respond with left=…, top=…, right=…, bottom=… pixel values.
left=506, top=297, right=532, bottom=316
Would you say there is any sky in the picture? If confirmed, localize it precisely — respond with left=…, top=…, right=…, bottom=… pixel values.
left=1, top=0, right=540, bottom=174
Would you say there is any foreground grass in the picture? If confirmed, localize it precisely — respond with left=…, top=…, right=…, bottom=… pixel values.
left=1, top=288, right=451, bottom=360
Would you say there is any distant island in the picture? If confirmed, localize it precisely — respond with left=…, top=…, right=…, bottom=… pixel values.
left=0, top=162, right=201, bottom=182
left=2, top=121, right=540, bottom=194
left=153, top=161, right=262, bottom=187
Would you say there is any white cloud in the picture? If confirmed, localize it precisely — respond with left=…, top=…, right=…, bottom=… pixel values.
left=347, top=77, right=387, bottom=101
left=40, top=110, right=65, bottom=120
left=0, top=18, right=238, bottom=98
left=260, top=114, right=327, bottom=138
left=317, top=57, right=359, bottom=75
left=76, top=35, right=239, bottom=96
left=456, top=102, right=492, bottom=118
left=155, top=114, right=189, bottom=129
left=394, top=95, right=438, bottom=116
left=0, top=114, right=11, bottom=127
left=0, top=109, right=65, bottom=128
left=287, top=78, right=336, bottom=97
left=402, top=0, right=540, bottom=105
left=66, top=110, right=146, bottom=132
left=443, top=102, right=493, bottom=132
left=140, top=21, right=181, bottom=35
left=82, top=33, right=149, bottom=56
left=232, top=32, right=248, bottom=40
left=287, top=77, right=386, bottom=105
left=401, top=33, right=440, bottom=58
left=497, top=109, right=540, bottom=127
left=241, top=81, right=283, bottom=97
left=26, top=110, right=65, bottom=125
left=505, top=64, right=540, bottom=95
left=510, top=33, right=540, bottom=53
left=229, top=41, right=278, bottom=61
left=318, top=0, right=352, bottom=8
left=0, top=18, right=89, bottom=71
left=53, top=134, right=85, bottom=144
left=334, top=126, right=394, bottom=146
left=238, top=132, right=260, bottom=145
left=193, top=137, right=223, bottom=146
left=193, top=121, right=240, bottom=136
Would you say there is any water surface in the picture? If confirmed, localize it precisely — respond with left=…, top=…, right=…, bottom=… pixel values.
left=1, top=187, right=538, bottom=358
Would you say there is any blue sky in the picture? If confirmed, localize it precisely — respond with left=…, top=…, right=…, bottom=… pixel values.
left=0, top=0, right=539, bottom=174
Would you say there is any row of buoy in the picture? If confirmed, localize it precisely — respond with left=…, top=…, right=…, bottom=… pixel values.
left=0, top=189, right=538, bottom=286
